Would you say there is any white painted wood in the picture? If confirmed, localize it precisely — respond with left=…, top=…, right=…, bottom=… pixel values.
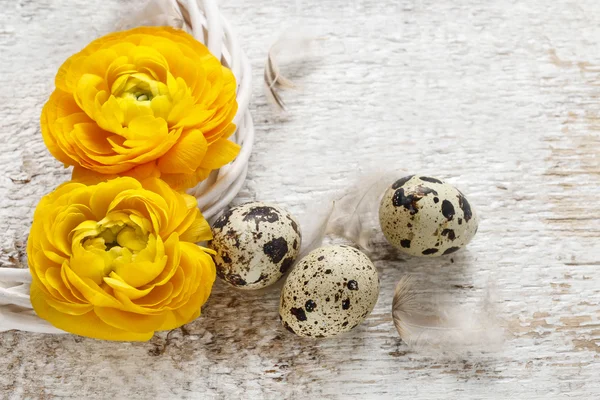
left=0, top=0, right=599, bottom=398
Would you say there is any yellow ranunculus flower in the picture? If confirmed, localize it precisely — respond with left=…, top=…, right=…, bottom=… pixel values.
left=41, top=27, right=239, bottom=191
left=28, top=177, right=216, bottom=341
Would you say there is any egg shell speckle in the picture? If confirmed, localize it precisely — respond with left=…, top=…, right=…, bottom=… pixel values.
left=379, top=175, right=478, bottom=257
left=279, top=245, right=379, bottom=338
left=210, top=202, right=302, bottom=290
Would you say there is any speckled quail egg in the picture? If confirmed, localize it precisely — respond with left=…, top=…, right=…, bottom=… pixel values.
left=279, top=245, right=379, bottom=337
left=210, top=202, right=302, bottom=290
left=379, top=175, right=478, bottom=257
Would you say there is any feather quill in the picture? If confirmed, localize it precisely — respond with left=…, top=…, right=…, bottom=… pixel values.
left=392, top=276, right=504, bottom=356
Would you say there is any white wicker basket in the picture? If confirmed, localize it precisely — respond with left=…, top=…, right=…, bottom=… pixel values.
left=0, top=0, right=253, bottom=334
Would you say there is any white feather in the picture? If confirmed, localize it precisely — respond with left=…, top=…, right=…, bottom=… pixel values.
left=327, top=171, right=401, bottom=252
left=297, top=170, right=403, bottom=254
left=297, top=200, right=335, bottom=258
left=264, top=27, right=321, bottom=111
left=392, top=276, right=504, bottom=356
left=116, top=0, right=188, bottom=31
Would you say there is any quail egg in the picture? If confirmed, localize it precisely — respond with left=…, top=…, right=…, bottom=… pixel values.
left=279, top=245, right=379, bottom=337
left=379, top=175, right=478, bottom=257
left=210, top=202, right=302, bottom=290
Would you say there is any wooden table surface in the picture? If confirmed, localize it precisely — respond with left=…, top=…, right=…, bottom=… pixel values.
left=1, top=0, right=599, bottom=398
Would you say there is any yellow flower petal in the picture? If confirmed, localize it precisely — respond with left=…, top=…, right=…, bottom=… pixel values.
left=132, top=282, right=174, bottom=308
left=103, top=273, right=153, bottom=300
left=179, top=211, right=212, bottom=243
left=41, top=91, right=82, bottom=165
left=200, top=138, right=240, bottom=170
left=42, top=266, right=80, bottom=304
left=160, top=170, right=207, bottom=192
left=173, top=105, right=216, bottom=129
left=31, top=283, right=153, bottom=341
left=63, top=264, right=122, bottom=308
left=71, top=166, right=117, bottom=185
left=70, top=243, right=111, bottom=285
left=130, top=45, right=169, bottom=83
left=53, top=206, right=92, bottom=256
left=147, top=232, right=180, bottom=286
left=89, top=177, right=142, bottom=219
left=203, top=109, right=238, bottom=145
left=113, top=235, right=166, bottom=287
left=74, top=73, right=109, bottom=121
left=157, top=129, right=207, bottom=174
left=95, top=306, right=167, bottom=334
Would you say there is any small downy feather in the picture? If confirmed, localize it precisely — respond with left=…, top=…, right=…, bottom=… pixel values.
left=392, top=276, right=504, bottom=356
left=264, top=28, right=319, bottom=111
left=326, top=171, right=401, bottom=251
left=297, top=170, right=402, bottom=254
left=116, top=0, right=189, bottom=31
left=297, top=200, right=335, bottom=258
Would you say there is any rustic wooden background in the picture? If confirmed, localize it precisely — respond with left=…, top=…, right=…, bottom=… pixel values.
left=1, top=0, right=599, bottom=398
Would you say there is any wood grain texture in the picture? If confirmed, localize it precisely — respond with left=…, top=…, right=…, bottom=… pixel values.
left=1, top=0, right=599, bottom=398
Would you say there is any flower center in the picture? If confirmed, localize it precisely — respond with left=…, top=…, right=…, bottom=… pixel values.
left=112, top=73, right=166, bottom=101
left=94, top=224, right=149, bottom=253
left=70, top=212, right=157, bottom=285
left=78, top=213, right=151, bottom=257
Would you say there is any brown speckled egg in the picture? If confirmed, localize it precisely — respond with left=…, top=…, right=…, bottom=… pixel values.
left=279, top=245, right=379, bottom=337
left=210, top=202, right=302, bottom=290
left=379, top=175, right=478, bottom=257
